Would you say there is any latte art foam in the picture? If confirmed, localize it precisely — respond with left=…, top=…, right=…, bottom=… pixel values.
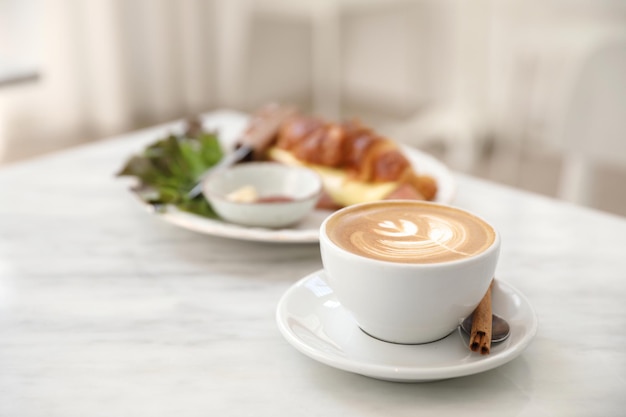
left=326, top=202, right=495, bottom=264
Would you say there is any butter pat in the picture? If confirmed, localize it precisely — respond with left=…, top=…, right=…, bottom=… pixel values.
left=226, top=185, right=259, bottom=203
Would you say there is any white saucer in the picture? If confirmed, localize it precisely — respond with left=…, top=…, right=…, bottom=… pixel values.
left=276, top=270, right=538, bottom=382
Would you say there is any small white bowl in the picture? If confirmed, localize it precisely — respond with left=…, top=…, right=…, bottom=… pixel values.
left=202, top=162, right=322, bottom=228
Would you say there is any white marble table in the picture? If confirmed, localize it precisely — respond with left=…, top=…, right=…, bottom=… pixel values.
left=1, top=111, right=625, bottom=416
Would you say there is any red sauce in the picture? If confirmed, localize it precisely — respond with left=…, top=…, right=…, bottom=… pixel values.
left=256, top=195, right=295, bottom=203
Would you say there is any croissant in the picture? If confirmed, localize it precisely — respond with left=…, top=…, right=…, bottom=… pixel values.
left=242, top=106, right=438, bottom=208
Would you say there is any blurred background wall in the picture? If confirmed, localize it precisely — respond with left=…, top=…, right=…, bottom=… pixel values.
left=1, top=0, right=625, bottom=215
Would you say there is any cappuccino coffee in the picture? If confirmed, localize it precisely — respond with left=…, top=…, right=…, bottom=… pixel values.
left=325, top=201, right=495, bottom=264
left=320, top=200, right=500, bottom=343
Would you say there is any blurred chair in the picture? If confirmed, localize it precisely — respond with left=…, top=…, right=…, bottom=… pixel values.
left=378, top=0, right=493, bottom=173
left=214, top=0, right=412, bottom=120
left=554, top=34, right=626, bottom=206
left=485, top=20, right=626, bottom=210
left=382, top=103, right=489, bottom=173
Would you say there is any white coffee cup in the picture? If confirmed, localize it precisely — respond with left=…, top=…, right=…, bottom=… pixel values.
left=319, top=200, right=500, bottom=344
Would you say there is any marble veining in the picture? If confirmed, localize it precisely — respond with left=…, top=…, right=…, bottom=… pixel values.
left=0, top=112, right=625, bottom=416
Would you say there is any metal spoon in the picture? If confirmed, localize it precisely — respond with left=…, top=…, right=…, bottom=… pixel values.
left=460, top=314, right=511, bottom=343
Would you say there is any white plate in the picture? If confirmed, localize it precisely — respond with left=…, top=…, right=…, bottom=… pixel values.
left=138, top=111, right=456, bottom=243
left=276, top=270, right=538, bottom=382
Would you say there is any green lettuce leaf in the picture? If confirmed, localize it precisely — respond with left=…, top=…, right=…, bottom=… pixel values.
left=117, top=120, right=223, bottom=218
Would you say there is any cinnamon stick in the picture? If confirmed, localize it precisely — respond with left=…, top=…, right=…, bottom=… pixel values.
left=469, top=280, right=494, bottom=355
